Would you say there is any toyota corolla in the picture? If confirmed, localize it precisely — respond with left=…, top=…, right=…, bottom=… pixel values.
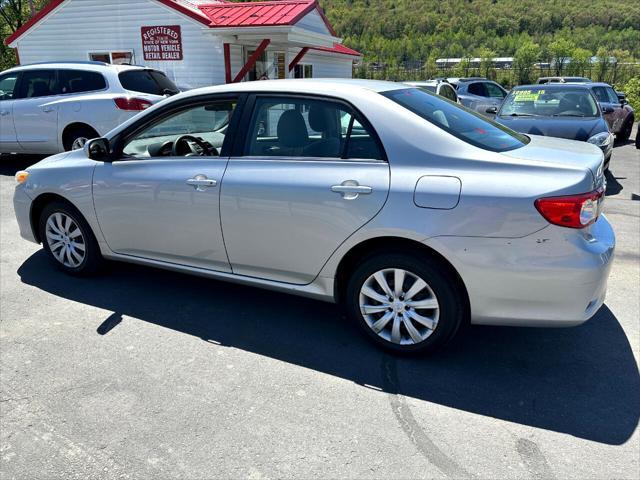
left=13, top=80, right=615, bottom=354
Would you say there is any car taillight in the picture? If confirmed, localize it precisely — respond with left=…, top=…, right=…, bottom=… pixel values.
left=535, top=188, right=605, bottom=229
left=114, top=97, right=153, bottom=111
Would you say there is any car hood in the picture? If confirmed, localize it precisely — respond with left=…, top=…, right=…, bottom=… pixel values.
left=502, top=134, right=604, bottom=181
left=495, top=116, right=607, bottom=141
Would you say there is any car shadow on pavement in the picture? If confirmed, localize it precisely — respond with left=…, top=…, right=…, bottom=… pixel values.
left=18, top=251, right=640, bottom=446
left=0, top=155, right=45, bottom=176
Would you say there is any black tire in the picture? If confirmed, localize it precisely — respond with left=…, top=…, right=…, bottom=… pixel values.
left=39, top=200, right=103, bottom=275
left=344, top=252, right=465, bottom=355
left=63, top=126, right=98, bottom=151
left=617, top=117, right=633, bottom=142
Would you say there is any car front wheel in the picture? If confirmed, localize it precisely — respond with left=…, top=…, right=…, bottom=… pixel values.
left=39, top=201, right=102, bottom=275
left=345, top=253, right=465, bottom=354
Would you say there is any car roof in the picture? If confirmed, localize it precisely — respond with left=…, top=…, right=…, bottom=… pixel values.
left=3, top=62, right=151, bottom=74
left=177, top=79, right=408, bottom=98
left=513, top=83, right=592, bottom=90
left=404, top=81, right=439, bottom=86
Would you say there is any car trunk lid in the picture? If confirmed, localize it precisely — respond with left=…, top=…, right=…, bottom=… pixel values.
left=502, top=134, right=604, bottom=188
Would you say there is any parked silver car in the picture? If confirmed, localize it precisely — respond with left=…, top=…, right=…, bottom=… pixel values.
left=447, top=77, right=508, bottom=115
left=13, top=80, right=615, bottom=354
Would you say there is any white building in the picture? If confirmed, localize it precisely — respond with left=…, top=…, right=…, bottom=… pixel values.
left=5, top=0, right=361, bottom=88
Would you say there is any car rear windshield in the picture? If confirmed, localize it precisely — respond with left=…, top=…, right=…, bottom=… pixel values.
left=382, top=88, right=529, bottom=152
left=118, top=70, right=179, bottom=95
left=500, top=87, right=599, bottom=118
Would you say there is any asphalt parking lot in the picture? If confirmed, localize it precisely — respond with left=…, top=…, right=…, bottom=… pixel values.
left=1, top=132, right=638, bottom=479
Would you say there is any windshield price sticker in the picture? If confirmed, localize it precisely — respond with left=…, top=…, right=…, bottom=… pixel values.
left=513, top=90, right=544, bottom=102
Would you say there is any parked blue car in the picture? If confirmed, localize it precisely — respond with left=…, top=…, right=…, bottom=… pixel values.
left=492, top=84, right=613, bottom=169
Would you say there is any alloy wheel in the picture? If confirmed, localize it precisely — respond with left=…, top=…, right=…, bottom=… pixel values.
left=359, top=268, right=440, bottom=345
left=71, top=137, right=88, bottom=150
left=45, top=212, right=86, bottom=268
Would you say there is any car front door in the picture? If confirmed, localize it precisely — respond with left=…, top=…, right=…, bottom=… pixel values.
left=591, top=86, right=618, bottom=132
left=605, top=86, right=626, bottom=133
left=220, top=95, right=390, bottom=285
left=12, top=69, right=60, bottom=153
left=92, top=97, right=238, bottom=272
left=0, top=72, right=21, bottom=153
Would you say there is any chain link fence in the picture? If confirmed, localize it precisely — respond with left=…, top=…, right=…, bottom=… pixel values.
left=353, top=63, right=640, bottom=89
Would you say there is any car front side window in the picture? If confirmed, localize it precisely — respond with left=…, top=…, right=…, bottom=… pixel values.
left=467, top=82, right=486, bottom=97
left=15, top=70, right=58, bottom=99
left=122, top=101, right=236, bottom=158
left=485, top=82, right=506, bottom=99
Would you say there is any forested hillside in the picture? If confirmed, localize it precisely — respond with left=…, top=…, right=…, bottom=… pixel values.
left=317, top=0, right=640, bottom=63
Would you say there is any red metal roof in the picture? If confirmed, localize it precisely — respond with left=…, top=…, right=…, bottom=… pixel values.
left=5, top=0, right=359, bottom=56
left=312, top=43, right=361, bottom=57
left=198, top=1, right=335, bottom=35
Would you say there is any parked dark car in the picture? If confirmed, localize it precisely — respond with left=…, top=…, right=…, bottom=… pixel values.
left=446, top=77, right=507, bottom=115
left=492, top=84, right=613, bottom=169
left=585, top=83, right=635, bottom=141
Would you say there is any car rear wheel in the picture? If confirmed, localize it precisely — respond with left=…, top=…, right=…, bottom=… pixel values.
left=617, top=118, right=633, bottom=142
left=344, top=253, right=464, bottom=354
left=39, top=201, right=102, bottom=275
left=63, top=126, right=98, bottom=151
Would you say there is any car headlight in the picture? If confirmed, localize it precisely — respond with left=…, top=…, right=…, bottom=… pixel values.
left=587, top=132, right=613, bottom=147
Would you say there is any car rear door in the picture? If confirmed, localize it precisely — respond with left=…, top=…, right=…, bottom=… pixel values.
left=220, top=94, right=390, bottom=285
left=12, top=69, right=61, bottom=153
left=0, top=71, right=21, bottom=153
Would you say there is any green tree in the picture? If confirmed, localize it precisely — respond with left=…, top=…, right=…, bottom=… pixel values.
left=549, top=38, right=575, bottom=75
left=513, top=41, right=541, bottom=84
left=477, top=47, right=496, bottom=79
left=568, top=47, right=592, bottom=77
left=1, top=0, right=49, bottom=70
left=595, top=46, right=612, bottom=82
left=623, top=76, right=640, bottom=112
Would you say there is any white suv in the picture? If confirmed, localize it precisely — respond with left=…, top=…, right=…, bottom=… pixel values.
left=0, top=61, right=179, bottom=154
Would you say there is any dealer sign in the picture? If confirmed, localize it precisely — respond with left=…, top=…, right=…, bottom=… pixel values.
left=141, top=25, right=183, bottom=61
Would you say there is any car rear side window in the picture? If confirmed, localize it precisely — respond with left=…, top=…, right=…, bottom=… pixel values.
left=244, top=97, right=385, bottom=161
left=58, top=70, right=106, bottom=94
left=383, top=88, right=529, bottom=152
left=118, top=70, right=179, bottom=95
left=16, top=70, right=58, bottom=98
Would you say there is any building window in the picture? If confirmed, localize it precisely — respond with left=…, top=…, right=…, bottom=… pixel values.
left=294, top=64, right=313, bottom=79
left=89, top=51, right=134, bottom=65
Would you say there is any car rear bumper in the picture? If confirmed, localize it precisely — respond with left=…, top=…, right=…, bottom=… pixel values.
left=13, top=186, right=37, bottom=244
left=429, top=215, right=615, bottom=327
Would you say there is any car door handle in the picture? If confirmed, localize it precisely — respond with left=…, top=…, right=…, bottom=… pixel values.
left=331, top=181, right=372, bottom=200
left=0, top=110, right=10, bottom=116
left=42, top=106, right=56, bottom=113
left=186, top=175, right=217, bottom=192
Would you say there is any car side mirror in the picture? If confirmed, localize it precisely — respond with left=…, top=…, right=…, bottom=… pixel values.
left=84, top=137, right=110, bottom=161
left=485, top=106, right=498, bottom=114
left=602, top=106, right=615, bottom=114
left=616, top=92, right=626, bottom=104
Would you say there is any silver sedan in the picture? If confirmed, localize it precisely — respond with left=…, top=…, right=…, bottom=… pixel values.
left=13, top=79, right=615, bottom=354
